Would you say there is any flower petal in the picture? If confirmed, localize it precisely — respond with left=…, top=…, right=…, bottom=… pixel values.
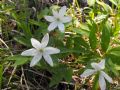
left=101, top=71, right=113, bottom=83
left=21, top=48, right=37, bottom=56
left=98, top=59, right=105, bottom=69
left=41, top=33, right=49, bottom=48
left=52, top=10, right=59, bottom=18
left=61, top=16, right=72, bottom=23
left=31, top=38, right=41, bottom=50
left=80, top=69, right=96, bottom=78
left=59, top=6, right=67, bottom=17
left=99, top=73, right=106, bottom=90
left=44, top=16, right=56, bottom=22
left=30, top=52, right=42, bottom=67
left=43, top=54, right=53, bottom=66
left=58, top=23, right=65, bottom=32
left=91, top=63, right=101, bottom=71
left=44, top=47, right=60, bottom=55
left=48, top=22, right=58, bottom=31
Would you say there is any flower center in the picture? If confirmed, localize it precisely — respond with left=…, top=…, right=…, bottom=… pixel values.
left=39, top=49, right=44, bottom=53
left=56, top=18, right=60, bottom=22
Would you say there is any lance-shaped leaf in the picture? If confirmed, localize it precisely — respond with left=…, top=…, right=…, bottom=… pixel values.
left=101, top=22, right=111, bottom=52
left=88, top=20, right=97, bottom=50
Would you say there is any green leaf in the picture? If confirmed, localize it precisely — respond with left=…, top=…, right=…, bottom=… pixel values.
left=74, top=36, right=90, bottom=49
left=73, top=23, right=90, bottom=36
left=37, top=7, right=49, bottom=19
left=107, top=46, right=120, bottom=56
left=7, top=55, right=30, bottom=66
left=92, top=73, right=99, bottom=90
left=14, top=37, right=31, bottom=47
left=49, top=73, right=62, bottom=87
left=106, top=48, right=120, bottom=65
left=14, top=58, right=28, bottom=66
left=87, top=0, right=96, bottom=6
left=94, top=14, right=108, bottom=23
left=101, top=22, right=111, bottom=52
left=60, top=48, right=82, bottom=54
left=107, top=59, right=119, bottom=76
left=29, top=19, right=41, bottom=26
left=96, top=1, right=113, bottom=13
left=109, top=0, right=120, bottom=6
left=88, top=21, right=97, bottom=50
left=0, top=65, right=3, bottom=89
left=49, top=64, right=72, bottom=87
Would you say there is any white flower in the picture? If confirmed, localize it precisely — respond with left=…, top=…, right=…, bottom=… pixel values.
left=21, top=33, right=60, bottom=67
left=44, top=6, right=72, bottom=32
left=80, top=59, right=113, bottom=90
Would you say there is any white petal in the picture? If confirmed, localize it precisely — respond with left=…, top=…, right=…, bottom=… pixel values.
left=91, top=63, right=101, bottom=71
left=44, top=16, right=56, bottom=22
left=99, top=73, right=106, bottom=90
left=98, top=59, right=105, bottom=69
left=44, top=47, right=60, bottom=55
left=80, top=69, right=96, bottom=78
left=59, top=6, right=67, bottom=17
left=43, top=54, right=53, bottom=66
left=60, top=16, right=72, bottom=23
left=41, top=33, right=49, bottom=48
left=31, top=38, right=41, bottom=50
left=52, top=10, right=59, bottom=18
left=30, top=52, right=42, bottom=67
left=58, top=23, right=65, bottom=32
left=48, top=22, right=58, bottom=31
left=21, top=48, right=37, bottom=56
left=101, top=71, right=113, bottom=83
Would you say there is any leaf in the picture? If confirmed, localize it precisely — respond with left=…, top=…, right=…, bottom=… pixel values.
left=96, top=1, right=113, bottom=14
left=74, top=36, right=90, bottom=49
left=0, top=26, right=1, bottom=35
left=14, top=37, right=31, bottom=47
left=109, top=0, right=120, bottom=6
left=107, top=46, right=120, bottom=56
left=88, top=21, right=97, bottom=50
left=49, top=73, right=62, bottom=87
left=7, top=55, right=30, bottom=66
left=60, top=48, right=83, bottom=54
left=14, top=59, right=28, bottom=66
left=29, top=19, right=41, bottom=26
left=101, top=22, right=111, bottom=52
left=49, top=64, right=72, bottom=87
left=94, top=14, right=108, bottom=23
left=73, top=23, right=90, bottom=36
left=87, top=0, right=96, bottom=6
left=110, top=51, right=120, bottom=56
left=17, top=21, right=32, bottom=38
left=92, top=73, right=99, bottom=90
left=0, top=65, right=3, bottom=89
left=37, top=7, right=49, bottom=19
left=106, top=48, right=120, bottom=65
left=107, top=59, right=119, bottom=76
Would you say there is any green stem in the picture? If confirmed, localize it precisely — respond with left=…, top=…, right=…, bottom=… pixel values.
left=92, top=74, right=99, bottom=90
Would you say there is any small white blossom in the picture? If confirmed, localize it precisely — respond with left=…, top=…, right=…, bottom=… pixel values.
left=44, top=6, right=72, bottom=32
left=80, top=59, right=113, bottom=90
left=21, top=33, right=60, bottom=67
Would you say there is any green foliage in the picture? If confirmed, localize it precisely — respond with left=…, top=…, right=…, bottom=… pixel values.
left=101, top=21, right=111, bottom=52
left=109, top=0, right=120, bottom=7
left=1, top=0, right=120, bottom=89
left=0, top=65, right=3, bottom=89
left=7, top=55, right=31, bottom=66
left=92, top=73, right=99, bottom=90
left=49, top=64, right=72, bottom=87
left=88, top=20, right=97, bottom=50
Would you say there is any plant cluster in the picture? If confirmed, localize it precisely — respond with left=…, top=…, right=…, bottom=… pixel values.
left=0, top=0, right=120, bottom=90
